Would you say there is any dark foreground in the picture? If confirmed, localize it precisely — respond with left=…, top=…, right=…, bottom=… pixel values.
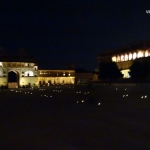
left=1, top=84, right=150, bottom=149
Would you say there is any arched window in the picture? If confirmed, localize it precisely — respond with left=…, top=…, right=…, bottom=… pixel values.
left=145, top=50, right=149, bottom=57
left=34, top=66, right=38, bottom=70
left=124, top=54, right=128, bottom=61
left=121, top=55, right=124, bottom=62
left=116, top=55, right=120, bottom=62
left=25, top=71, right=34, bottom=76
left=112, top=56, right=116, bottom=62
left=138, top=51, right=144, bottom=58
left=0, top=62, right=3, bottom=67
left=129, top=53, right=132, bottom=60
left=133, top=52, right=137, bottom=60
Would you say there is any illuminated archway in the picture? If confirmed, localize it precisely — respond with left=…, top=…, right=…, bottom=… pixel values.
left=8, top=70, right=19, bottom=88
left=138, top=51, right=144, bottom=58
left=145, top=50, right=149, bottom=57
left=129, top=53, right=132, bottom=60
left=133, top=52, right=137, bottom=60
left=117, top=55, right=120, bottom=62
left=121, top=55, right=124, bottom=61
left=112, top=56, right=116, bottom=62
left=124, top=54, right=128, bottom=61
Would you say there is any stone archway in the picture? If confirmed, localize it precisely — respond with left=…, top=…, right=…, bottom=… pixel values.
left=8, top=70, right=19, bottom=88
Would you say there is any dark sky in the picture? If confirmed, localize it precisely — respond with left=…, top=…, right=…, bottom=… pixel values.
left=0, top=0, right=150, bottom=70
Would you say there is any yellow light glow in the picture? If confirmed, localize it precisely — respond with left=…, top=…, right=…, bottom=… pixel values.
left=121, top=69, right=130, bottom=78
left=133, top=52, right=137, bottom=60
left=124, top=54, right=128, bottom=61
left=25, top=71, right=34, bottom=76
left=138, top=51, right=144, bottom=58
left=0, top=62, right=2, bottom=66
left=112, top=56, right=116, bottom=62
left=129, top=53, right=132, bottom=60
left=117, top=55, right=120, bottom=62
left=145, top=51, right=149, bottom=57
left=121, top=55, right=124, bottom=61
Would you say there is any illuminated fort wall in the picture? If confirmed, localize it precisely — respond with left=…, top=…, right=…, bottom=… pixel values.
left=111, top=50, right=150, bottom=78
left=37, top=70, right=75, bottom=85
left=97, top=48, right=150, bottom=78
left=0, top=62, right=75, bottom=87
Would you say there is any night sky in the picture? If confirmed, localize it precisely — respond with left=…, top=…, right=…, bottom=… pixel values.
left=0, top=0, right=150, bottom=70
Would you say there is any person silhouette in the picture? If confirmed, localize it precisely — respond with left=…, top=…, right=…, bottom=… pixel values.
left=1, top=84, right=4, bottom=92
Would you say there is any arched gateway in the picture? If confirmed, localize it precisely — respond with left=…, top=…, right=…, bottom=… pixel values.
left=0, top=50, right=75, bottom=88
left=8, top=70, right=19, bottom=88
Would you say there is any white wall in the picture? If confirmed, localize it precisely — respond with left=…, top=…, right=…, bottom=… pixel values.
left=0, top=77, right=7, bottom=86
left=20, top=77, right=39, bottom=86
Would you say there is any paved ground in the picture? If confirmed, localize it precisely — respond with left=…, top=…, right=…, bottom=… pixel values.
left=1, top=84, right=150, bottom=149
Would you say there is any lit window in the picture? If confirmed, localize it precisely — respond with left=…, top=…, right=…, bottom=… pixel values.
left=25, top=71, right=34, bottom=76
left=145, top=51, right=149, bottom=57
left=133, top=52, right=137, bottom=60
left=0, top=62, right=2, bottom=66
left=124, top=54, right=128, bottom=61
left=129, top=53, right=132, bottom=60
left=117, top=55, right=120, bottom=62
left=112, top=56, right=116, bottom=62
left=121, top=55, right=124, bottom=61
left=138, top=51, right=144, bottom=58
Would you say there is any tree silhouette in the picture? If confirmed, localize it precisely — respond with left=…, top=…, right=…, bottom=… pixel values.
left=129, top=60, right=150, bottom=83
left=99, top=61, right=123, bottom=85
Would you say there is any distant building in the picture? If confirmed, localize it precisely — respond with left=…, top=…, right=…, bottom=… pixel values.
left=97, top=40, right=150, bottom=78
left=75, top=72, right=93, bottom=84
left=0, top=49, right=75, bottom=88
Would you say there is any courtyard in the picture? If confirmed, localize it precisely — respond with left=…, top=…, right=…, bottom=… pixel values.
left=1, top=84, right=150, bottom=149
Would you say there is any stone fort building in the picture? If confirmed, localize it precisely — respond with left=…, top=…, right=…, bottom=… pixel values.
left=0, top=48, right=75, bottom=88
left=97, top=40, right=150, bottom=78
